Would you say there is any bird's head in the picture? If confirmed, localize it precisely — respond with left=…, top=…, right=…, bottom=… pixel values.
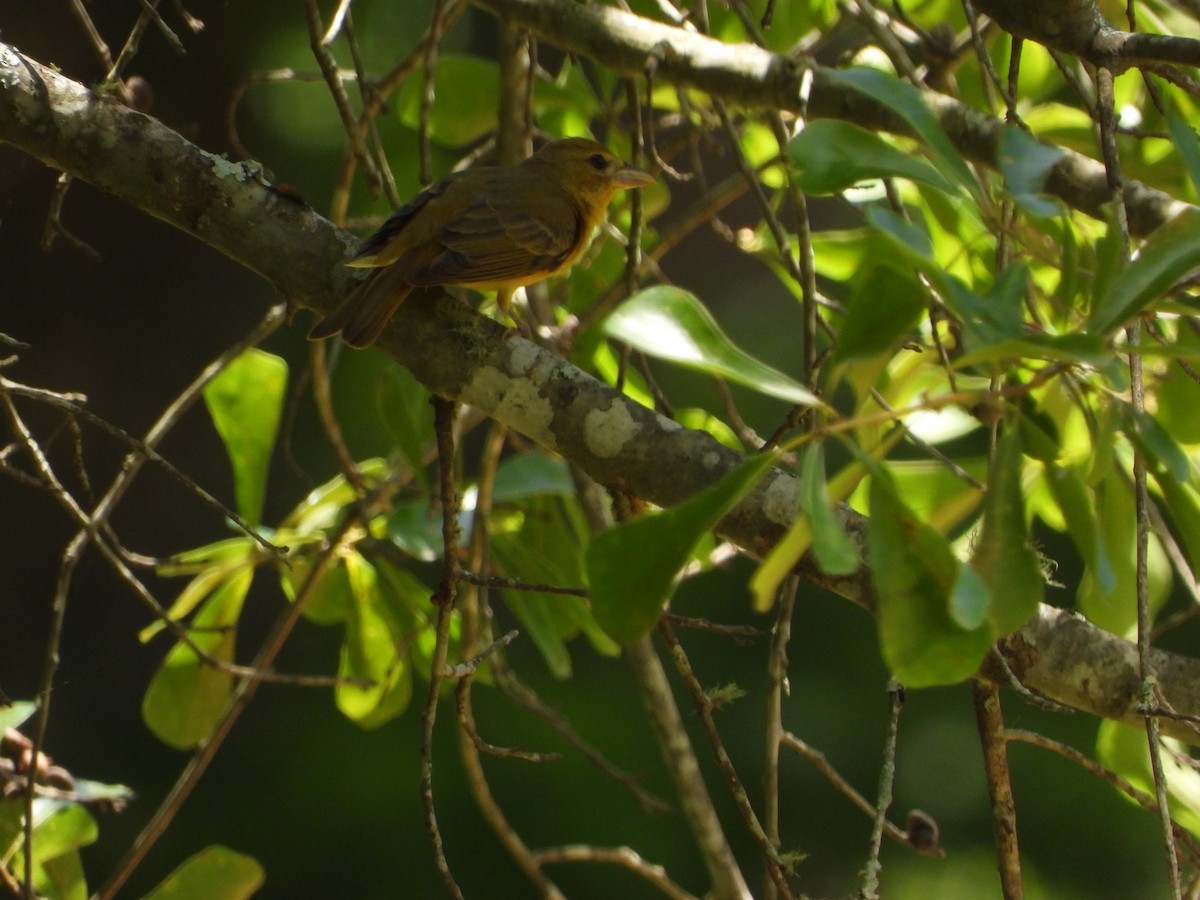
left=528, top=138, right=655, bottom=209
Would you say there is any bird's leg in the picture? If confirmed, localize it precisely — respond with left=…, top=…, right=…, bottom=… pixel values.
left=495, top=286, right=533, bottom=340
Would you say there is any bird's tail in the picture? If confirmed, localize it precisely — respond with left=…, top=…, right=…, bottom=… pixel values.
left=307, top=267, right=413, bottom=348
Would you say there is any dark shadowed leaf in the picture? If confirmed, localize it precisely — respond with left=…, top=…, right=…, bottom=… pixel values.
left=868, top=468, right=992, bottom=686
left=588, top=453, right=777, bottom=643
left=972, top=431, right=1042, bottom=635
left=1089, top=208, right=1200, bottom=334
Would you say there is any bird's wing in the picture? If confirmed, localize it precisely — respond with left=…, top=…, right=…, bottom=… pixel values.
left=346, top=175, right=460, bottom=268
left=409, top=195, right=581, bottom=286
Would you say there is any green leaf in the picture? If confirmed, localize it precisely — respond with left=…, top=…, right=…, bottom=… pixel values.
left=1168, top=113, right=1200, bottom=201
left=752, top=429, right=902, bottom=611
left=587, top=453, right=778, bottom=643
left=1042, top=462, right=1115, bottom=593
left=603, top=286, right=822, bottom=407
left=868, top=468, right=993, bottom=686
left=143, top=546, right=254, bottom=642
left=143, top=845, right=265, bottom=900
left=492, top=496, right=614, bottom=677
left=787, top=119, right=957, bottom=194
left=799, top=444, right=861, bottom=576
left=972, top=431, right=1043, bottom=635
left=1154, top=470, right=1200, bottom=579
left=825, top=67, right=976, bottom=194
left=943, top=263, right=1027, bottom=352
left=0, top=701, right=36, bottom=731
left=1120, top=402, right=1191, bottom=482
left=866, top=205, right=934, bottom=266
left=336, top=555, right=412, bottom=728
left=1089, top=208, right=1200, bottom=334
left=1076, top=475, right=1171, bottom=636
left=1097, top=721, right=1200, bottom=840
left=830, top=265, right=926, bottom=367
left=493, top=452, right=575, bottom=503
left=998, top=125, right=1066, bottom=218
left=386, top=501, right=444, bottom=563
left=376, top=362, right=432, bottom=488
left=204, top=349, right=288, bottom=528
left=143, top=568, right=252, bottom=748
left=395, top=56, right=500, bottom=147
left=21, top=802, right=96, bottom=900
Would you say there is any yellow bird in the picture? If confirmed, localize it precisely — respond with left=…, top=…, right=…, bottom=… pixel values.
left=308, top=138, right=655, bottom=347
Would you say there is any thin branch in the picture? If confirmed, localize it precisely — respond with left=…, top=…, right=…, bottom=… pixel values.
left=658, top=621, right=792, bottom=897
left=627, top=635, right=752, bottom=900
left=421, top=395, right=465, bottom=900
left=972, top=678, right=1022, bottom=899
left=762, top=576, right=796, bottom=900
left=96, top=516, right=358, bottom=899
left=860, top=681, right=904, bottom=897
left=534, top=845, right=698, bottom=900
left=781, top=731, right=941, bottom=855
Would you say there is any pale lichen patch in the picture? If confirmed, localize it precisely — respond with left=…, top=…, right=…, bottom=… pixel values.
left=584, top=402, right=641, bottom=458
left=466, top=364, right=557, bottom=450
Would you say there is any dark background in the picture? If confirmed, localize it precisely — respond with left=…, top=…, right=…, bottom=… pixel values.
left=0, top=2, right=1170, bottom=897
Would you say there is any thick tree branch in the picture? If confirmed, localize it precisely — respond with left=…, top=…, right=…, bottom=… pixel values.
left=973, top=0, right=1200, bottom=72
left=466, top=0, right=1188, bottom=238
left=3, top=41, right=1200, bottom=745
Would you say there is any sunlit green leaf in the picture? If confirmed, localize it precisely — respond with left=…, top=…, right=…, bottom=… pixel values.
left=143, top=549, right=253, bottom=642
left=0, top=701, right=36, bottom=731
left=1089, top=208, right=1200, bottom=334
left=143, top=568, right=252, bottom=748
left=603, top=286, right=821, bottom=407
left=825, top=67, right=976, bottom=194
left=868, top=467, right=992, bottom=686
left=588, top=453, right=777, bottom=643
left=787, top=120, right=957, bottom=194
left=1097, top=721, right=1200, bottom=840
left=204, top=349, right=288, bottom=528
left=21, top=802, right=96, bottom=900
left=143, top=845, right=264, bottom=900
left=972, top=431, right=1043, bottom=635
left=336, top=554, right=412, bottom=728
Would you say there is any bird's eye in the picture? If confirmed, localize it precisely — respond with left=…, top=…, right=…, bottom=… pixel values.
left=587, top=153, right=608, bottom=171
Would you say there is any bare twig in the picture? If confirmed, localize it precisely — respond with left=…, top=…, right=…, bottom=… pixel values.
left=861, top=680, right=905, bottom=898
left=534, top=845, right=698, bottom=900
left=627, top=635, right=752, bottom=899
left=421, top=395, right=464, bottom=899
left=95, top=515, right=357, bottom=900
left=972, top=678, right=1022, bottom=898
left=658, top=620, right=792, bottom=897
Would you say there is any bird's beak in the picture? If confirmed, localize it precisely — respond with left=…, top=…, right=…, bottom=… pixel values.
left=613, top=165, right=655, bottom=189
